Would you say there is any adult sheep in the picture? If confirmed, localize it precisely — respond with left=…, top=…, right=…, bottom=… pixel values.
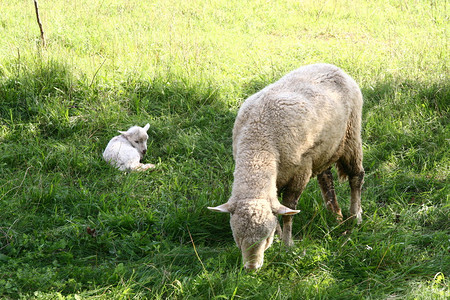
left=208, top=63, right=364, bottom=270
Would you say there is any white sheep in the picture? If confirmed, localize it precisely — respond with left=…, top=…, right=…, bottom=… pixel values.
left=208, top=63, right=364, bottom=270
left=103, top=124, right=155, bottom=171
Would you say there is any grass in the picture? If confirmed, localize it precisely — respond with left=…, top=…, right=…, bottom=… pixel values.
left=0, top=0, right=449, bottom=298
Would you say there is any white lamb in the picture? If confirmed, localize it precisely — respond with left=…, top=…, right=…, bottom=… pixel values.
left=103, top=124, right=155, bottom=171
left=208, top=63, right=364, bottom=270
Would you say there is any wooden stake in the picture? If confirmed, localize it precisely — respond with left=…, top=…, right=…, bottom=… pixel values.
left=34, top=0, right=46, bottom=47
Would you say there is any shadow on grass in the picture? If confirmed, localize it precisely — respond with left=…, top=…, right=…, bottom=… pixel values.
left=0, top=60, right=83, bottom=121
left=0, top=60, right=448, bottom=298
left=0, top=59, right=237, bottom=248
left=360, top=80, right=448, bottom=210
left=361, top=79, right=449, bottom=117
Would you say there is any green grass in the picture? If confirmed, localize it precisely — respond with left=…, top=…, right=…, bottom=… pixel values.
left=0, top=0, right=449, bottom=299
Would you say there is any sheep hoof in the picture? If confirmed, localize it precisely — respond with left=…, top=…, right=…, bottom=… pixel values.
left=347, top=213, right=362, bottom=225
left=282, top=238, right=295, bottom=248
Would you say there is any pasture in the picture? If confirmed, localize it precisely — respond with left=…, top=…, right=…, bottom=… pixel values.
left=0, top=0, right=448, bottom=298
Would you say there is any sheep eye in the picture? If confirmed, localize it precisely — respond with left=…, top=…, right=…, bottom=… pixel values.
left=135, top=140, right=140, bottom=143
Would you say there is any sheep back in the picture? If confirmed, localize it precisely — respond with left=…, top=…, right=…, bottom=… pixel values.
left=233, top=63, right=363, bottom=187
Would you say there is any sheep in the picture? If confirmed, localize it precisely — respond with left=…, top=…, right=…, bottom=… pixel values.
left=208, top=63, right=364, bottom=270
left=103, top=124, right=155, bottom=171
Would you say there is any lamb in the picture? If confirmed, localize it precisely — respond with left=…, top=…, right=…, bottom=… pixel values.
left=208, top=63, right=364, bottom=270
left=103, top=124, right=155, bottom=171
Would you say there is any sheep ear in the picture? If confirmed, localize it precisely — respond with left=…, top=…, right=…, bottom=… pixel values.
left=276, top=205, right=300, bottom=215
left=208, top=203, right=231, bottom=213
left=118, top=130, right=127, bottom=135
left=143, top=123, right=150, bottom=131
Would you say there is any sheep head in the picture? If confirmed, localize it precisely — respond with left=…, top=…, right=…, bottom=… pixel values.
left=208, top=199, right=299, bottom=270
left=119, top=123, right=150, bottom=159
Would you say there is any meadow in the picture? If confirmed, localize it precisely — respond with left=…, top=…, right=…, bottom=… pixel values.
left=0, top=0, right=448, bottom=298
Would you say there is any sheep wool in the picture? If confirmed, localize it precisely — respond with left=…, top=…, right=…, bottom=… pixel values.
left=209, top=63, right=364, bottom=270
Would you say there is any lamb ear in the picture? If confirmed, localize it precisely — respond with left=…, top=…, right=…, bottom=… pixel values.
left=207, top=203, right=231, bottom=213
left=118, top=130, right=127, bottom=135
left=143, top=123, right=150, bottom=131
left=276, top=205, right=300, bottom=215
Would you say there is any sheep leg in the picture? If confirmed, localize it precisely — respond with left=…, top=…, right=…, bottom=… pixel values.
left=337, top=156, right=364, bottom=224
left=281, top=173, right=310, bottom=247
left=348, top=170, right=364, bottom=224
left=317, top=168, right=343, bottom=222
